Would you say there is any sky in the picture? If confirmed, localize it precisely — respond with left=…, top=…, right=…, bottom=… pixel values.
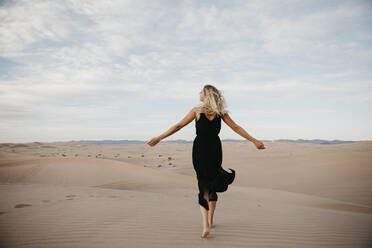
left=0, top=0, right=371, bottom=143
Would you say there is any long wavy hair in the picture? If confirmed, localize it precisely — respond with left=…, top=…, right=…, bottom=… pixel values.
left=196, top=84, right=229, bottom=119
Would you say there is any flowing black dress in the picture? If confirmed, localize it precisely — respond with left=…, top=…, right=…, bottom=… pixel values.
left=192, top=112, right=235, bottom=211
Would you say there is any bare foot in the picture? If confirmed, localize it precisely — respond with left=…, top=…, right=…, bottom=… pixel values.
left=201, top=230, right=210, bottom=239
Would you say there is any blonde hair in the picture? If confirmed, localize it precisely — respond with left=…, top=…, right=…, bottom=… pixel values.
left=196, top=84, right=229, bottom=119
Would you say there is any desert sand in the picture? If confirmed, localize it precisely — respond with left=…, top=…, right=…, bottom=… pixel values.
left=0, top=140, right=372, bottom=247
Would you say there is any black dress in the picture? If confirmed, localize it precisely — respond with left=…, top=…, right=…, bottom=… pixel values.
left=192, top=112, right=235, bottom=211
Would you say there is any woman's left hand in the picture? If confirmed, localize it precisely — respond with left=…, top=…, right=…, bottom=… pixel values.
left=147, top=137, right=161, bottom=147
left=254, top=140, right=265, bottom=150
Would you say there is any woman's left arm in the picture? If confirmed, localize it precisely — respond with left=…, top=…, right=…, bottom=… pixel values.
left=222, top=113, right=265, bottom=149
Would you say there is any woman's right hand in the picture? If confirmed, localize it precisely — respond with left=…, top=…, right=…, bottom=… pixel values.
left=147, top=137, right=161, bottom=147
left=254, top=140, right=265, bottom=150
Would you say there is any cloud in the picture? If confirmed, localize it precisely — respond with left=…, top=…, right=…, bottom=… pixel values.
left=0, top=1, right=77, bottom=56
left=0, top=0, right=371, bottom=142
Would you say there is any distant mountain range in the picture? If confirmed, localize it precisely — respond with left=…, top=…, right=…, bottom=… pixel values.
left=273, top=139, right=356, bottom=144
left=39, top=138, right=358, bottom=145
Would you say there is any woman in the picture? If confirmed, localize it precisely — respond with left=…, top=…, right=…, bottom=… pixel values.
left=147, top=84, right=265, bottom=239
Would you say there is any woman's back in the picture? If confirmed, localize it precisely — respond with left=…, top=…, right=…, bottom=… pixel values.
left=195, top=112, right=221, bottom=137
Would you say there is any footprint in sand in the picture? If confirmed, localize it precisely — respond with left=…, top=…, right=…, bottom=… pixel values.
left=14, top=203, right=32, bottom=208
left=66, top=194, right=77, bottom=200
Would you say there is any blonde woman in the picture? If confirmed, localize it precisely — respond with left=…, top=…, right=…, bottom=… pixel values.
left=147, top=84, right=265, bottom=239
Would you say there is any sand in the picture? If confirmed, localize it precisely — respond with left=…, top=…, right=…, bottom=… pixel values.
left=0, top=141, right=371, bottom=247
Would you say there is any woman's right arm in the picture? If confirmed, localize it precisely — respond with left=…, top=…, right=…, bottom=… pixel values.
left=147, top=107, right=197, bottom=147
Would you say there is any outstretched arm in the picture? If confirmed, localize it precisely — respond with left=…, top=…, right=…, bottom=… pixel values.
left=147, top=107, right=196, bottom=146
left=222, top=113, right=265, bottom=149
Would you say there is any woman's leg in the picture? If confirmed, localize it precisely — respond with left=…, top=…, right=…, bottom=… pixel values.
left=208, top=202, right=216, bottom=227
left=199, top=190, right=210, bottom=237
left=208, top=191, right=217, bottom=227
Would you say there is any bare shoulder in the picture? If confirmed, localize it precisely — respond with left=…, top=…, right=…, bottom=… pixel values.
left=221, top=112, right=239, bottom=130
left=176, top=106, right=199, bottom=128
left=192, top=106, right=201, bottom=116
left=193, top=106, right=201, bottom=112
left=220, top=112, right=228, bottom=119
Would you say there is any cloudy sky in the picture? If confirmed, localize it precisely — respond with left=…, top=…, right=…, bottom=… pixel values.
left=0, top=0, right=371, bottom=143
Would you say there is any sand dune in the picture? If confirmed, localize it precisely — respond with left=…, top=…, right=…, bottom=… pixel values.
left=0, top=141, right=372, bottom=247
